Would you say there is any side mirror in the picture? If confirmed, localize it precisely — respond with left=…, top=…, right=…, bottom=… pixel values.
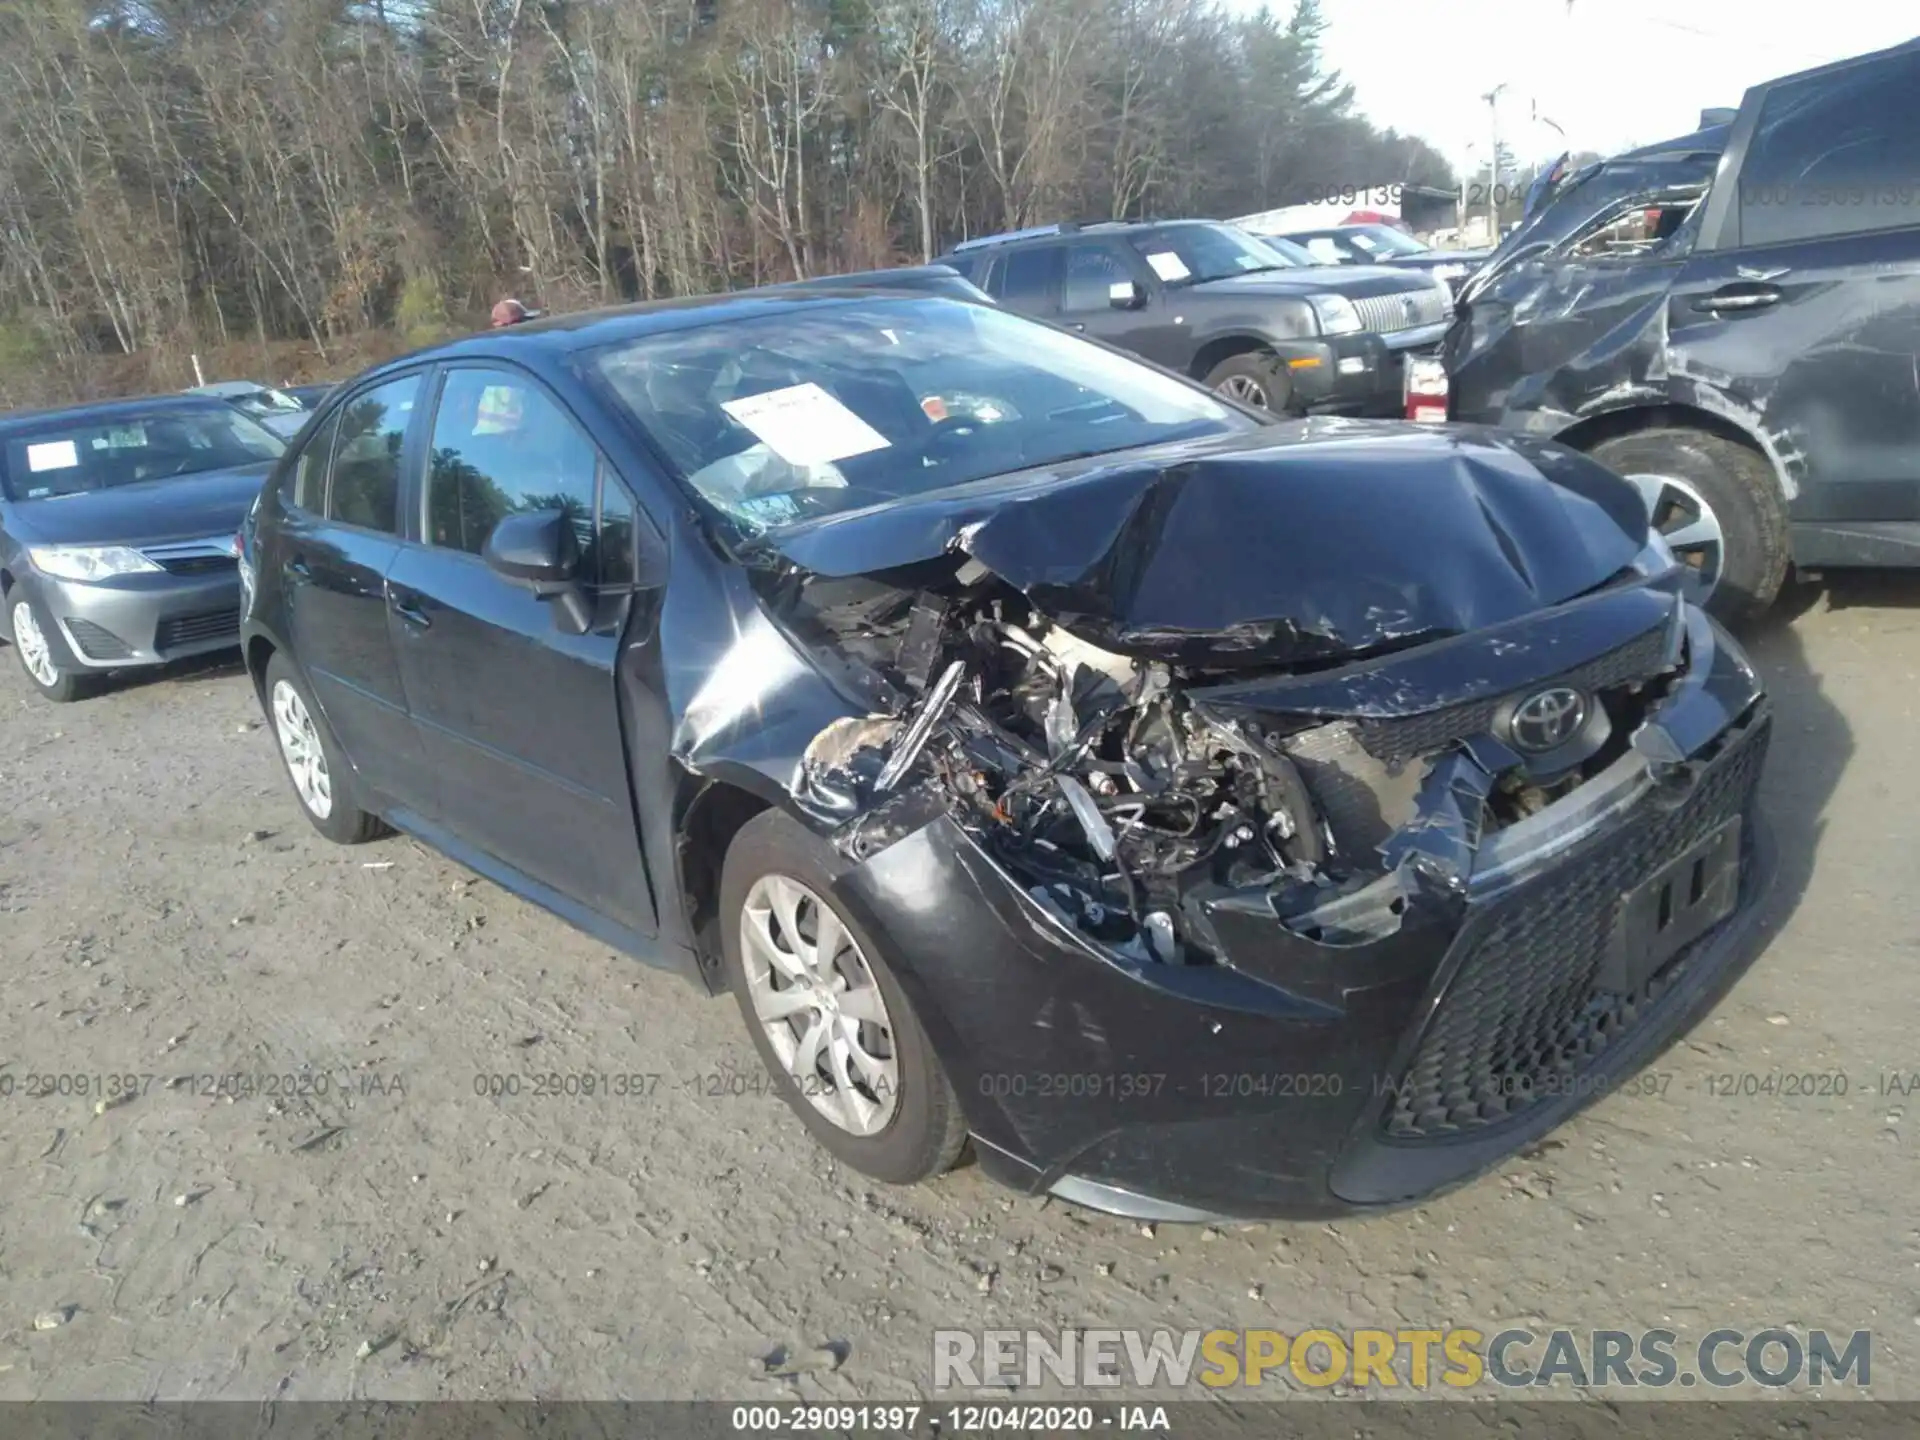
left=1109, top=280, right=1148, bottom=310
left=483, top=508, right=580, bottom=589
left=484, top=510, right=594, bottom=633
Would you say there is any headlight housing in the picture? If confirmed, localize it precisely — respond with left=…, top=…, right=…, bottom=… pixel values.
left=28, top=545, right=164, bottom=583
left=1309, top=294, right=1363, bottom=336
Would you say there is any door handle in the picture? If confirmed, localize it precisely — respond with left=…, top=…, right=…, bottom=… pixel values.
left=390, top=592, right=431, bottom=630
left=1695, top=284, right=1781, bottom=314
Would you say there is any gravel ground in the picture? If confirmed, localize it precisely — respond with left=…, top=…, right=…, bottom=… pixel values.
left=0, top=582, right=1915, bottom=1404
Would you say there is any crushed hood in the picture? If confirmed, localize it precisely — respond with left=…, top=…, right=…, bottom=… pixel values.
left=758, top=422, right=1649, bottom=667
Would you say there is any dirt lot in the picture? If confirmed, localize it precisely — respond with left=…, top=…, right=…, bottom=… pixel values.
left=1, top=583, right=1916, bottom=1404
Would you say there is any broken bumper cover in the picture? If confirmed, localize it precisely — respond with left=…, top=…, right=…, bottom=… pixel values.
left=829, top=605, right=1772, bottom=1220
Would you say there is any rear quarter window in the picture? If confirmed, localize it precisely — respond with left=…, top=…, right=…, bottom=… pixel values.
left=286, top=409, right=341, bottom=512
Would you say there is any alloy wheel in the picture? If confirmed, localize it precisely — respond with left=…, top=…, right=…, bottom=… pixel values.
left=1216, top=374, right=1270, bottom=408
left=11, top=601, right=59, bottom=689
left=1626, top=472, right=1725, bottom=600
left=271, top=679, right=333, bottom=819
left=739, top=873, right=900, bottom=1137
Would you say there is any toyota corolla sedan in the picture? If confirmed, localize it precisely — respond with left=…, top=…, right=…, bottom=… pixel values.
left=2, top=396, right=284, bottom=701
left=240, top=291, right=1772, bottom=1220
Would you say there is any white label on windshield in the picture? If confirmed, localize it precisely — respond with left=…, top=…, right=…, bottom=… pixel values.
left=720, top=383, right=889, bottom=467
left=1144, top=250, right=1191, bottom=282
left=26, top=440, right=78, bottom=472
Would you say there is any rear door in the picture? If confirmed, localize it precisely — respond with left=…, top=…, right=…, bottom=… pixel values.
left=1674, top=43, right=1920, bottom=528
left=383, top=364, right=656, bottom=935
left=282, top=372, right=434, bottom=812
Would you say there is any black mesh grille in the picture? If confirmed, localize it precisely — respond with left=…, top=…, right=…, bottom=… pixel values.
left=1382, top=711, right=1770, bottom=1142
left=155, top=554, right=237, bottom=576
left=156, top=608, right=240, bottom=650
left=64, top=618, right=133, bottom=661
left=1356, top=620, right=1674, bottom=763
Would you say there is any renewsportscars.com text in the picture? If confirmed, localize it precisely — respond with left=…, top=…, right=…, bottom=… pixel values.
left=932, top=1327, right=1872, bottom=1391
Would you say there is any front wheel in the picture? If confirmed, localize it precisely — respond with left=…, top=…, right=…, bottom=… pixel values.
left=720, top=808, right=967, bottom=1185
left=1588, top=427, right=1788, bottom=625
left=7, top=592, right=91, bottom=703
left=1205, top=352, right=1294, bottom=415
left=263, top=652, right=387, bottom=844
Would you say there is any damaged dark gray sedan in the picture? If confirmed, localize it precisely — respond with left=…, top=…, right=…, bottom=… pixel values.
left=240, top=290, right=1773, bottom=1220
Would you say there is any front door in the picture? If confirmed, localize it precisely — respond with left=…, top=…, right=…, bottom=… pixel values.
left=384, top=364, right=655, bottom=935
left=1056, top=240, right=1193, bottom=372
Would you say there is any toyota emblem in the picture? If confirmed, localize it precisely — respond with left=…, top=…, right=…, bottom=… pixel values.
left=1506, top=686, right=1589, bottom=754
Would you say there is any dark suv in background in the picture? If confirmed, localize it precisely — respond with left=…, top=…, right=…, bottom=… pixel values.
left=1447, top=38, right=1920, bottom=622
left=938, top=220, right=1452, bottom=416
left=1268, top=223, right=1490, bottom=295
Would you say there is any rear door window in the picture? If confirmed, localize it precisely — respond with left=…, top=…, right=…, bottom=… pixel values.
left=326, top=376, right=421, bottom=534
left=1736, top=49, right=1920, bottom=247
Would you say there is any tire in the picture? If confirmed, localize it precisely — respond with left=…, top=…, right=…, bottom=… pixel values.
left=1204, top=352, right=1294, bottom=415
left=719, top=808, right=967, bottom=1185
left=263, top=651, right=387, bottom=844
left=6, top=589, right=93, bottom=703
left=1587, top=427, right=1789, bottom=625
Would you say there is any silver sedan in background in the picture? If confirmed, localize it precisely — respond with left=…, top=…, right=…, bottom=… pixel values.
left=186, top=380, right=315, bottom=439
left=0, top=396, right=283, bottom=701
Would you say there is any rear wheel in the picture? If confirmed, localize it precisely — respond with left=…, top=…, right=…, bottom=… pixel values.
left=7, top=592, right=91, bottom=703
left=264, top=652, right=387, bottom=844
left=1204, top=352, right=1294, bottom=415
left=1588, top=427, right=1789, bottom=624
left=720, top=808, right=967, bottom=1185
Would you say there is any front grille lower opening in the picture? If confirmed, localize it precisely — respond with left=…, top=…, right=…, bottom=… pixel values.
left=1382, top=713, right=1769, bottom=1142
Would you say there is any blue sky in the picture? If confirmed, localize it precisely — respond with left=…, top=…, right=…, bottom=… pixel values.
left=1286, top=0, right=1918, bottom=172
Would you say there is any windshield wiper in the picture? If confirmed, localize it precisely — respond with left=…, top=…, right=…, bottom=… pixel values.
left=1195, top=264, right=1289, bottom=281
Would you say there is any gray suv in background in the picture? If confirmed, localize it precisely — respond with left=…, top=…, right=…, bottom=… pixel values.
left=938, top=220, right=1452, bottom=415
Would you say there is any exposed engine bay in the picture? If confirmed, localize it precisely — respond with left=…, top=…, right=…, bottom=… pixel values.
left=785, top=562, right=1683, bottom=968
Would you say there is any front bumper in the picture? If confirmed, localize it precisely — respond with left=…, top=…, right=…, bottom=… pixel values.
left=832, top=600, right=1772, bottom=1220
left=1277, top=320, right=1453, bottom=418
left=24, top=566, right=242, bottom=670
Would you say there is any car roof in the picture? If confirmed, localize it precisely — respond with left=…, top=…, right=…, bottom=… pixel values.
left=350, top=288, right=982, bottom=382
left=0, top=394, right=238, bottom=436
left=938, top=217, right=1216, bottom=258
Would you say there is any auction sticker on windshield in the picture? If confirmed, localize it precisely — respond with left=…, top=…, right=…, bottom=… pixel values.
left=1143, top=251, right=1191, bottom=282
left=26, top=440, right=78, bottom=472
left=721, top=383, right=890, bottom=467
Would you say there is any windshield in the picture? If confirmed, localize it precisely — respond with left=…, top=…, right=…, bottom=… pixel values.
left=589, top=296, right=1251, bottom=532
left=1124, top=223, right=1302, bottom=284
left=0, top=407, right=285, bottom=501
left=1349, top=226, right=1429, bottom=258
